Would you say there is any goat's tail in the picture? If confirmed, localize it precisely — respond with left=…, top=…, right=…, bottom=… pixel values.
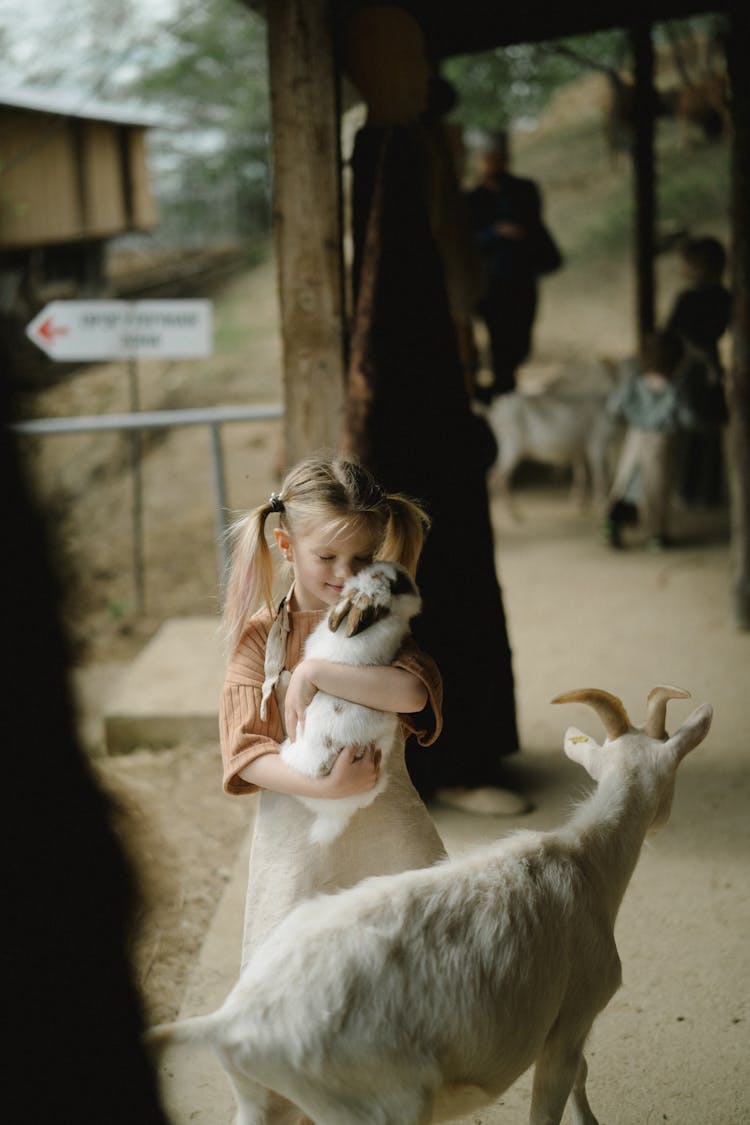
left=144, top=1012, right=218, bottom=1053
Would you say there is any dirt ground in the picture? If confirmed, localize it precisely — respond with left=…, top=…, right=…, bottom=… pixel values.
left=15, top=234, right=743, bottom=1093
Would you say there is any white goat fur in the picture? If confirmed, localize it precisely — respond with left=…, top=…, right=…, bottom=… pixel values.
left=279, top=560, right=422, bottom=844
left=147, top=685, right=712, bottom=1125
left=484, top=390, right=616, bottom=513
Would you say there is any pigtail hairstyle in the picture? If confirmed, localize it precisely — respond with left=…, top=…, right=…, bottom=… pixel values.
left=380, top=494, right=431, bottom=577
left=222, top=502, right=278, bottom=654
left=220, top=452, right=430, bottom=656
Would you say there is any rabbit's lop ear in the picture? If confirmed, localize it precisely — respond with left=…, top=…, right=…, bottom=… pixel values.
left=328, top=592, right=388, bottom=636
left=345, top=599, right=390, bottom=638
left=328, top=591, right=356, bottom=633
left=389, top=566, right=418, bottom=598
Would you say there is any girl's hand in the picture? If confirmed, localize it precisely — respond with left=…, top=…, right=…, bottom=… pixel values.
left=319, top=742, right=382, bottom=798
left=239, top=741, right=381, bottom=798
left=285, top=659, right=319, bottom=741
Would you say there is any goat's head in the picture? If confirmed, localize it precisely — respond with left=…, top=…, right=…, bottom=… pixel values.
left=552, top=686, right=713, bottom=830
left=328, top=561, right=421, bottom=638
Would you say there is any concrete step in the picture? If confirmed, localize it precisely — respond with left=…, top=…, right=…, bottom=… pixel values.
left=104, top=616, right=224, bottom=753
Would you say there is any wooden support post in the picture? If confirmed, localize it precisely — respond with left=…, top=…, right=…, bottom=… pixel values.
left=127, top=358, right=145, bottom=615
left=631, top=21, right=656, bottom=342
left=727, top=1, right=750, bottom=629
left=266, top=0, right=346, bottom=465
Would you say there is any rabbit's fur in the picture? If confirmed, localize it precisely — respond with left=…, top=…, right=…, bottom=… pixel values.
left=280, top=561, right=422, bottom=845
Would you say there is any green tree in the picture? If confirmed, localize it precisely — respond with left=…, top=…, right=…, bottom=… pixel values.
left=125, top=0, right=271, bottom=244
left=442, top=16, right=726, bottom=134
left=5, top=0, right=146, bottom=94
left=442, top=30, right=627, bottom=131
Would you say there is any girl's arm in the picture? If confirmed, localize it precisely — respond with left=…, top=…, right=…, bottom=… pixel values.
left=238, top=740, right=381, bottom=797
left=284, top=659, right=428, bottom=743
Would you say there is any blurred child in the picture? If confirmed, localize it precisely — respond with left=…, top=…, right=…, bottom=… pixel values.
left=603, top=329, right=694, bottom=550
left=666, top=235, right=731, bottom=507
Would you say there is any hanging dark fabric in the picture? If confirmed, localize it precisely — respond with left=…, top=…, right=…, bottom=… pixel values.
left=344, top=125, right=520, bottom=797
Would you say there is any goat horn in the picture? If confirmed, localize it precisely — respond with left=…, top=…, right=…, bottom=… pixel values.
left=551, top=688, right=631, bottom=740
left=644, top=684, right=691, bottom=739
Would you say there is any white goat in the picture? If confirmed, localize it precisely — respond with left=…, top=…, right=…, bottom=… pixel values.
left=280, top=560, right=422, bottom=845
left=147, top=685, right=712, bottom=1125
left=483, top=390, right=616, bottom=515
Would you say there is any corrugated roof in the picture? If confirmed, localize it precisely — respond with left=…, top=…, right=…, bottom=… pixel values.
left=0, top=85, right=170, bottom=128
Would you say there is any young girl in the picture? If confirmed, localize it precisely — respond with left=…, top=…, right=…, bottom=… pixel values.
left=220, top=453, right=447, bottom=975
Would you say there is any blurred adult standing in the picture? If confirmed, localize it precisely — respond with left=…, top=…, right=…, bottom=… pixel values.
left=467, top=132, right=562, bottom=403
left=665, top=235, right=731, bottom=508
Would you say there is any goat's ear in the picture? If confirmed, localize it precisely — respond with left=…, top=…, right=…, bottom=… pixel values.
left=563, top=727, right=602, bottom=778
left=345, top=600, right=389, bottom=638
left=663, top=702, right=713, bottom=767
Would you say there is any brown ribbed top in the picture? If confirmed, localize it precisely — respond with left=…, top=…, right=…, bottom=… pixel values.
left=220, top=607, right=442, bottom=795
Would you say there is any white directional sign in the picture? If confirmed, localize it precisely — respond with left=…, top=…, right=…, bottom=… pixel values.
left=25, top=299, right=213, bottom=360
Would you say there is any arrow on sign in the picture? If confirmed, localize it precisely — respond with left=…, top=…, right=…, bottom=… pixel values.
left=35, top=316, right=70, bottom=344
left=25, top=299, right=213, bottom=360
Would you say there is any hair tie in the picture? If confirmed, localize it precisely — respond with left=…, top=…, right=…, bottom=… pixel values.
left=268, top=493, right=285, bottom=514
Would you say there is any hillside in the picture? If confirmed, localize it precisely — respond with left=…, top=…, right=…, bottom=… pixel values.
left=512, top=69, right=730, bottom=357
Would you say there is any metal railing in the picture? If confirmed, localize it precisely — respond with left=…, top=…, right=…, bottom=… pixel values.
left=12, top=402, right=283, bottom=611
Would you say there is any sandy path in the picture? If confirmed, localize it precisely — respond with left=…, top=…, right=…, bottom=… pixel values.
left=19, top=247, right=746, bottom=1121
left=146, top=481, right=749, bottom=1124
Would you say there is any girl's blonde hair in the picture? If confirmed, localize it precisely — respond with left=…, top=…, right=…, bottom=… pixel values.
left=222, top=453, right=430, bottom=653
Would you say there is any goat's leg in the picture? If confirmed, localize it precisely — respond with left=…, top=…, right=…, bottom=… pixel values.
left=291, top=1084, right=433, bottom=1125
left=491, top=464, right=524, bottom=523
left=568, top=1055, right=599, bottom=1125
left=211, top=1030, right=269, bottom=1125
left=220, top=1065, right=269, bottom=1125
left=569, top=456, right=589, bottom=509
left=529, top=1036, right=599, bottom=1125
left=588, top=448, right=610, bottom=515
left=264, top=1089, right=312, bottom=1125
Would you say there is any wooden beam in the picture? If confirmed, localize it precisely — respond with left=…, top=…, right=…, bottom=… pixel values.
left=266, top=0, right=346, bottom=464
left=631, top=21, right=656, bottom=341
left=727, top=1, right=750, bottom=629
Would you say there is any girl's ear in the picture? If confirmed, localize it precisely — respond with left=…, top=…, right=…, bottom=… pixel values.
left=273, top=528, right=292, bottom=559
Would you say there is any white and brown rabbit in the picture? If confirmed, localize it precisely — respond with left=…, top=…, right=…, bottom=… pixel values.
left=280, top=561, right=422, bottom=845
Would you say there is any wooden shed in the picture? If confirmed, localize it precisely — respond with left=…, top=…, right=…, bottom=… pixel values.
left=0, top=87, right=162, bottom=380
left=0, top=87, right=159, bottom=310
left=0, top=87, right=158, bottom=249
left=253, top=0, right=749, bottom=633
